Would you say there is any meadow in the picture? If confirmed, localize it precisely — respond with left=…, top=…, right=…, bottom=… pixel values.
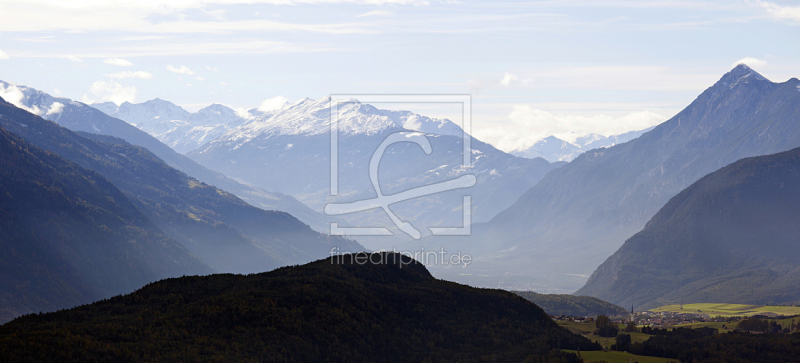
left=563, top=349, right=676, bottom=363
left=651, top=303, right=800, bottom=317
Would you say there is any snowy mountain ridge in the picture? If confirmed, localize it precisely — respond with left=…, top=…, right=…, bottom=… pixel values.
left=218, top=96, right=465, bottom=150
left=512, top=127, right=655, bottom=162
left=92, top=96, right=464, bottom=154
left=0, top=81, right=78, bottom=123
left=93, top=99, right=260, bottom=154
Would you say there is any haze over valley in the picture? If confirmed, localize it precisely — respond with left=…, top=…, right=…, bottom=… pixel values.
left=1, top=0, right=799, bottom=361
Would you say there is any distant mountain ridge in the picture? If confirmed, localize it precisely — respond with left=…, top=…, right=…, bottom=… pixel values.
left=511, top=136, right=583, bottom=162
left=93, top=96, right=481, bottom=243
left=220, top=96, right=465, bottom=140
left=577, top=146, right=800, bottom=309
left=93, top=99, right=252, bottom=154
left=0, top=80, right=337, bottom=233
left=430, top=64, right=800, bottom=291
left=188, top=97, right=559, bottom=247
left=511, top=127, right=654, bottom=162
left=0, top=98, right=364, bottom=275
left=0, top=98, right=211, bottom=323
left=512, top=291, right=628, bottom=317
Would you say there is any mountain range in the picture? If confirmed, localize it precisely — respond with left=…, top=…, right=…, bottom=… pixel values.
left=4, top=64, right=797, bottom=304
left=427, top=64, right=800, bottom=292
left=512, top=128, right=654, bottom=162
left=577, top=146, right=800, bottom=309
left=0, top=96, right=363, bottom=271
left=187, top=97, right=558, bottom=247
left=0, top=94, right=365, bottom=322
left=92, top=99, right=252, bottom=154
left=0, top=81, right=335, bottom=233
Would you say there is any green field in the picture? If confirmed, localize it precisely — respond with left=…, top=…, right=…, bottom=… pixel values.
left=651, top=303, right=800, bottom=317
left=557, top=321, right=652, bottom=349
left=671, top=321, right=735, bottom=333
left=563, top=349, right=676, bottom=363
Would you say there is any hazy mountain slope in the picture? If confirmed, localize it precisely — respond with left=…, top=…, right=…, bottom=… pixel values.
left=512, top=291, right=628, bottom=317
left=0, top=253, right=599, bottom=362
left=0, top=104, right=211, bottom=323
left=189, top=98, right=557, bottom=246
left=445, top=65, right=800, bottom=291
left=0, top=99, right=364, bottom=274
left=577, top=146, right=800, bottom=309
left=0, top=81, right=334, bottom=233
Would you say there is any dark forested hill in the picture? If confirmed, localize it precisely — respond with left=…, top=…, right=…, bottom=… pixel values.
left=513, top=291, right=627, bottom=317
left=0, top=252, right=598, bottom=362
left=577, top=146, right=800, bottom=308
left=0, top=98, right=364, bottom=275
left=0, top=117, right=211, bottom=324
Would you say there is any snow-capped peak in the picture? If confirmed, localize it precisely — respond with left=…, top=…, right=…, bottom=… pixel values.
left=221, top=96, right=465, bottom=145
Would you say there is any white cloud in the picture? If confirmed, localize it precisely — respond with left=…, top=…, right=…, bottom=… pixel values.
left=258, top=95, right=289, bottom=112
left=53, top=88, right=62, bottom=95
left=0, top=49, right=9, bottom=60
left=0, top=83, right=46, bottom=115
left=166, top=65, right=195, bottom=75
left=732, top=57, right=768, bottom=69
left=474, top=107, right=667, bottom=152
left=195, top=76, right=205, bottom=81
left=104, top=70, right=154, bottom=79
left=82, top=80, right=137, bottom=105
left=500, top=72, right=518, bottom=86
left=524, top=65, right=717, bottom=92
left=205, top=66, right=218, bottom=71
left=65, top=55, right=83, bottom=62
left=0, top=0, right=387, bottom=36
left=219, top=81, right=229, bottom=86
left=232, top=107, right=254, bottom=119
left=104, top=57, right=133, bottom=66
left=757, top=1, right=800, bottom=25
left=6, top=40, right=334, bottom=58
left=46, top=102, right=65, bottom=115
left=0, top=0, right=427, bottom=13
left=357, top=10, right=393, bottom=17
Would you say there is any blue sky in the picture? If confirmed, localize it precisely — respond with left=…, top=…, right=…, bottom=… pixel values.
left=0, top=0, right=798, bottom=151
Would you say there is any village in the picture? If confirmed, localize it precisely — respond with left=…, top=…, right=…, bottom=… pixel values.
left=550, top=310, right=727, bottom=327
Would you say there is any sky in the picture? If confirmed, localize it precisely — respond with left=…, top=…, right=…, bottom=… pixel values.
left=0, top=0, right=798, bottom=152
